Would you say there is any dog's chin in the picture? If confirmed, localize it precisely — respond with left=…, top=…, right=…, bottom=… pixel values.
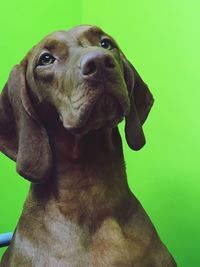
left=62, top=94, right=127, bottom=135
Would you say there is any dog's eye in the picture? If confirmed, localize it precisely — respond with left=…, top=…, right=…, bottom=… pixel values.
left=100, top=39, right=114, bottom=50
left=38, top=53, right=56, bottom=66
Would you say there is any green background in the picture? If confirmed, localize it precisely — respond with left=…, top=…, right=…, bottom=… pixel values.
left=0, top=1, right=200, bottom=266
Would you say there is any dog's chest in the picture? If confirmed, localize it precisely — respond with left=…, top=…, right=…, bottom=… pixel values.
left=13, top=211, right=90, bottom=267
left=13, top=212, right=144, bottom=267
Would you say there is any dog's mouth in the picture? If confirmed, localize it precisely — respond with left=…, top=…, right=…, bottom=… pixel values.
left=62, top=92, right=129, bottom=135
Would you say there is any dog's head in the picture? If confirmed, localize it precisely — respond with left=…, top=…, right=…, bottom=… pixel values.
left=0, top=25, right=154, bottom=183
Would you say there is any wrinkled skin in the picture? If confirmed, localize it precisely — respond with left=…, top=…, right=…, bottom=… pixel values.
left=0, top=25, right=177, bottom=267
left=26, top=26, right=129, bottom=134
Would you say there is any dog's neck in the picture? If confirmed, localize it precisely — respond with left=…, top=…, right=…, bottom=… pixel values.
left=31, top=121, right=131, bottom=228
left=50, top=124, right=119, bottom=165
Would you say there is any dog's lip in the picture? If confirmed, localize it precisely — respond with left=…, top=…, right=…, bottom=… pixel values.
left=63, top=93, right=128, bottom=135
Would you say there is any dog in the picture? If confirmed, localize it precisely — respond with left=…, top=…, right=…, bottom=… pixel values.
left=0, top=25, right=177, bottom=267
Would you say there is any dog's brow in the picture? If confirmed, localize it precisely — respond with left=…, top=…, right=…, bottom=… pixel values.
left=81, top=27, right=118, bottom=48
left=83, top=26, right=104, bottom=39
left=41, top=37, right=69, bottom=58
left=44, top=38, right=68, bottom=51
left=88, top=26, right=103, bottom=35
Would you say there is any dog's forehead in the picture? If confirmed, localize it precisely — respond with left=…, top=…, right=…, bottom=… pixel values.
left=67, top=25, right=105, bottom=38
left=25, top=25, right=113, bottom=62
left=40, top=25, right=107, bottom=48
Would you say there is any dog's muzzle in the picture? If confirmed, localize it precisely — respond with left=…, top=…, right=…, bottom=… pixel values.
left=80, top=50, right=116, bottom=82
left=62, top=50, right=130, bottom=135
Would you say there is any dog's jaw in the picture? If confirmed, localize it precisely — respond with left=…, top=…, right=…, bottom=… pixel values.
left=60, top=92, right=129, bottom=136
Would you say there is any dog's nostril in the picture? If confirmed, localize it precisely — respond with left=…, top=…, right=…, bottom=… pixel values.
left=81, top=53, right=116, bottom=79
left=82, top=60, right=97, bottom=75
left=104, top=56, right=115, bottom=69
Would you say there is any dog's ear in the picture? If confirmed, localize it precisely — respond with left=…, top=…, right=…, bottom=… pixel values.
left=0, top=64, right=52, bottom=183
left=121, top=54, right=154, bottom=150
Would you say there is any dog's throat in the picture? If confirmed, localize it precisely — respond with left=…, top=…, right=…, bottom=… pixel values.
left=69, top=128, right=115, bottom=162
left=50, top=128, right=128, bottom=225
left=49, top=125, right=116, bottom=166
left=70, top=135, right=83, bottom=161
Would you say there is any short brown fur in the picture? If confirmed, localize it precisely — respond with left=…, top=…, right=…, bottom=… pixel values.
left=0, top=25, right=177, bottom=267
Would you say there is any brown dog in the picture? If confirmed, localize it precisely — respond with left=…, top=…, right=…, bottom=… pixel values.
left=0, top=25, right=177, bottom=266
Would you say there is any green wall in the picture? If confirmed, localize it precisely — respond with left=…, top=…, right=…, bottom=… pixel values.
left=1, top=1, right=200, bottom=266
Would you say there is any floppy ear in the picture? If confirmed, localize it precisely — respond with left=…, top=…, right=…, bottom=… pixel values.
left=122, top=55, right=154, bottom=150
left=0, top=64, right=52, bottom=183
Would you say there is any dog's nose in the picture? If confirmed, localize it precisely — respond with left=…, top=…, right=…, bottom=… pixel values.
left=80, top=50, right=116, bottom=80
